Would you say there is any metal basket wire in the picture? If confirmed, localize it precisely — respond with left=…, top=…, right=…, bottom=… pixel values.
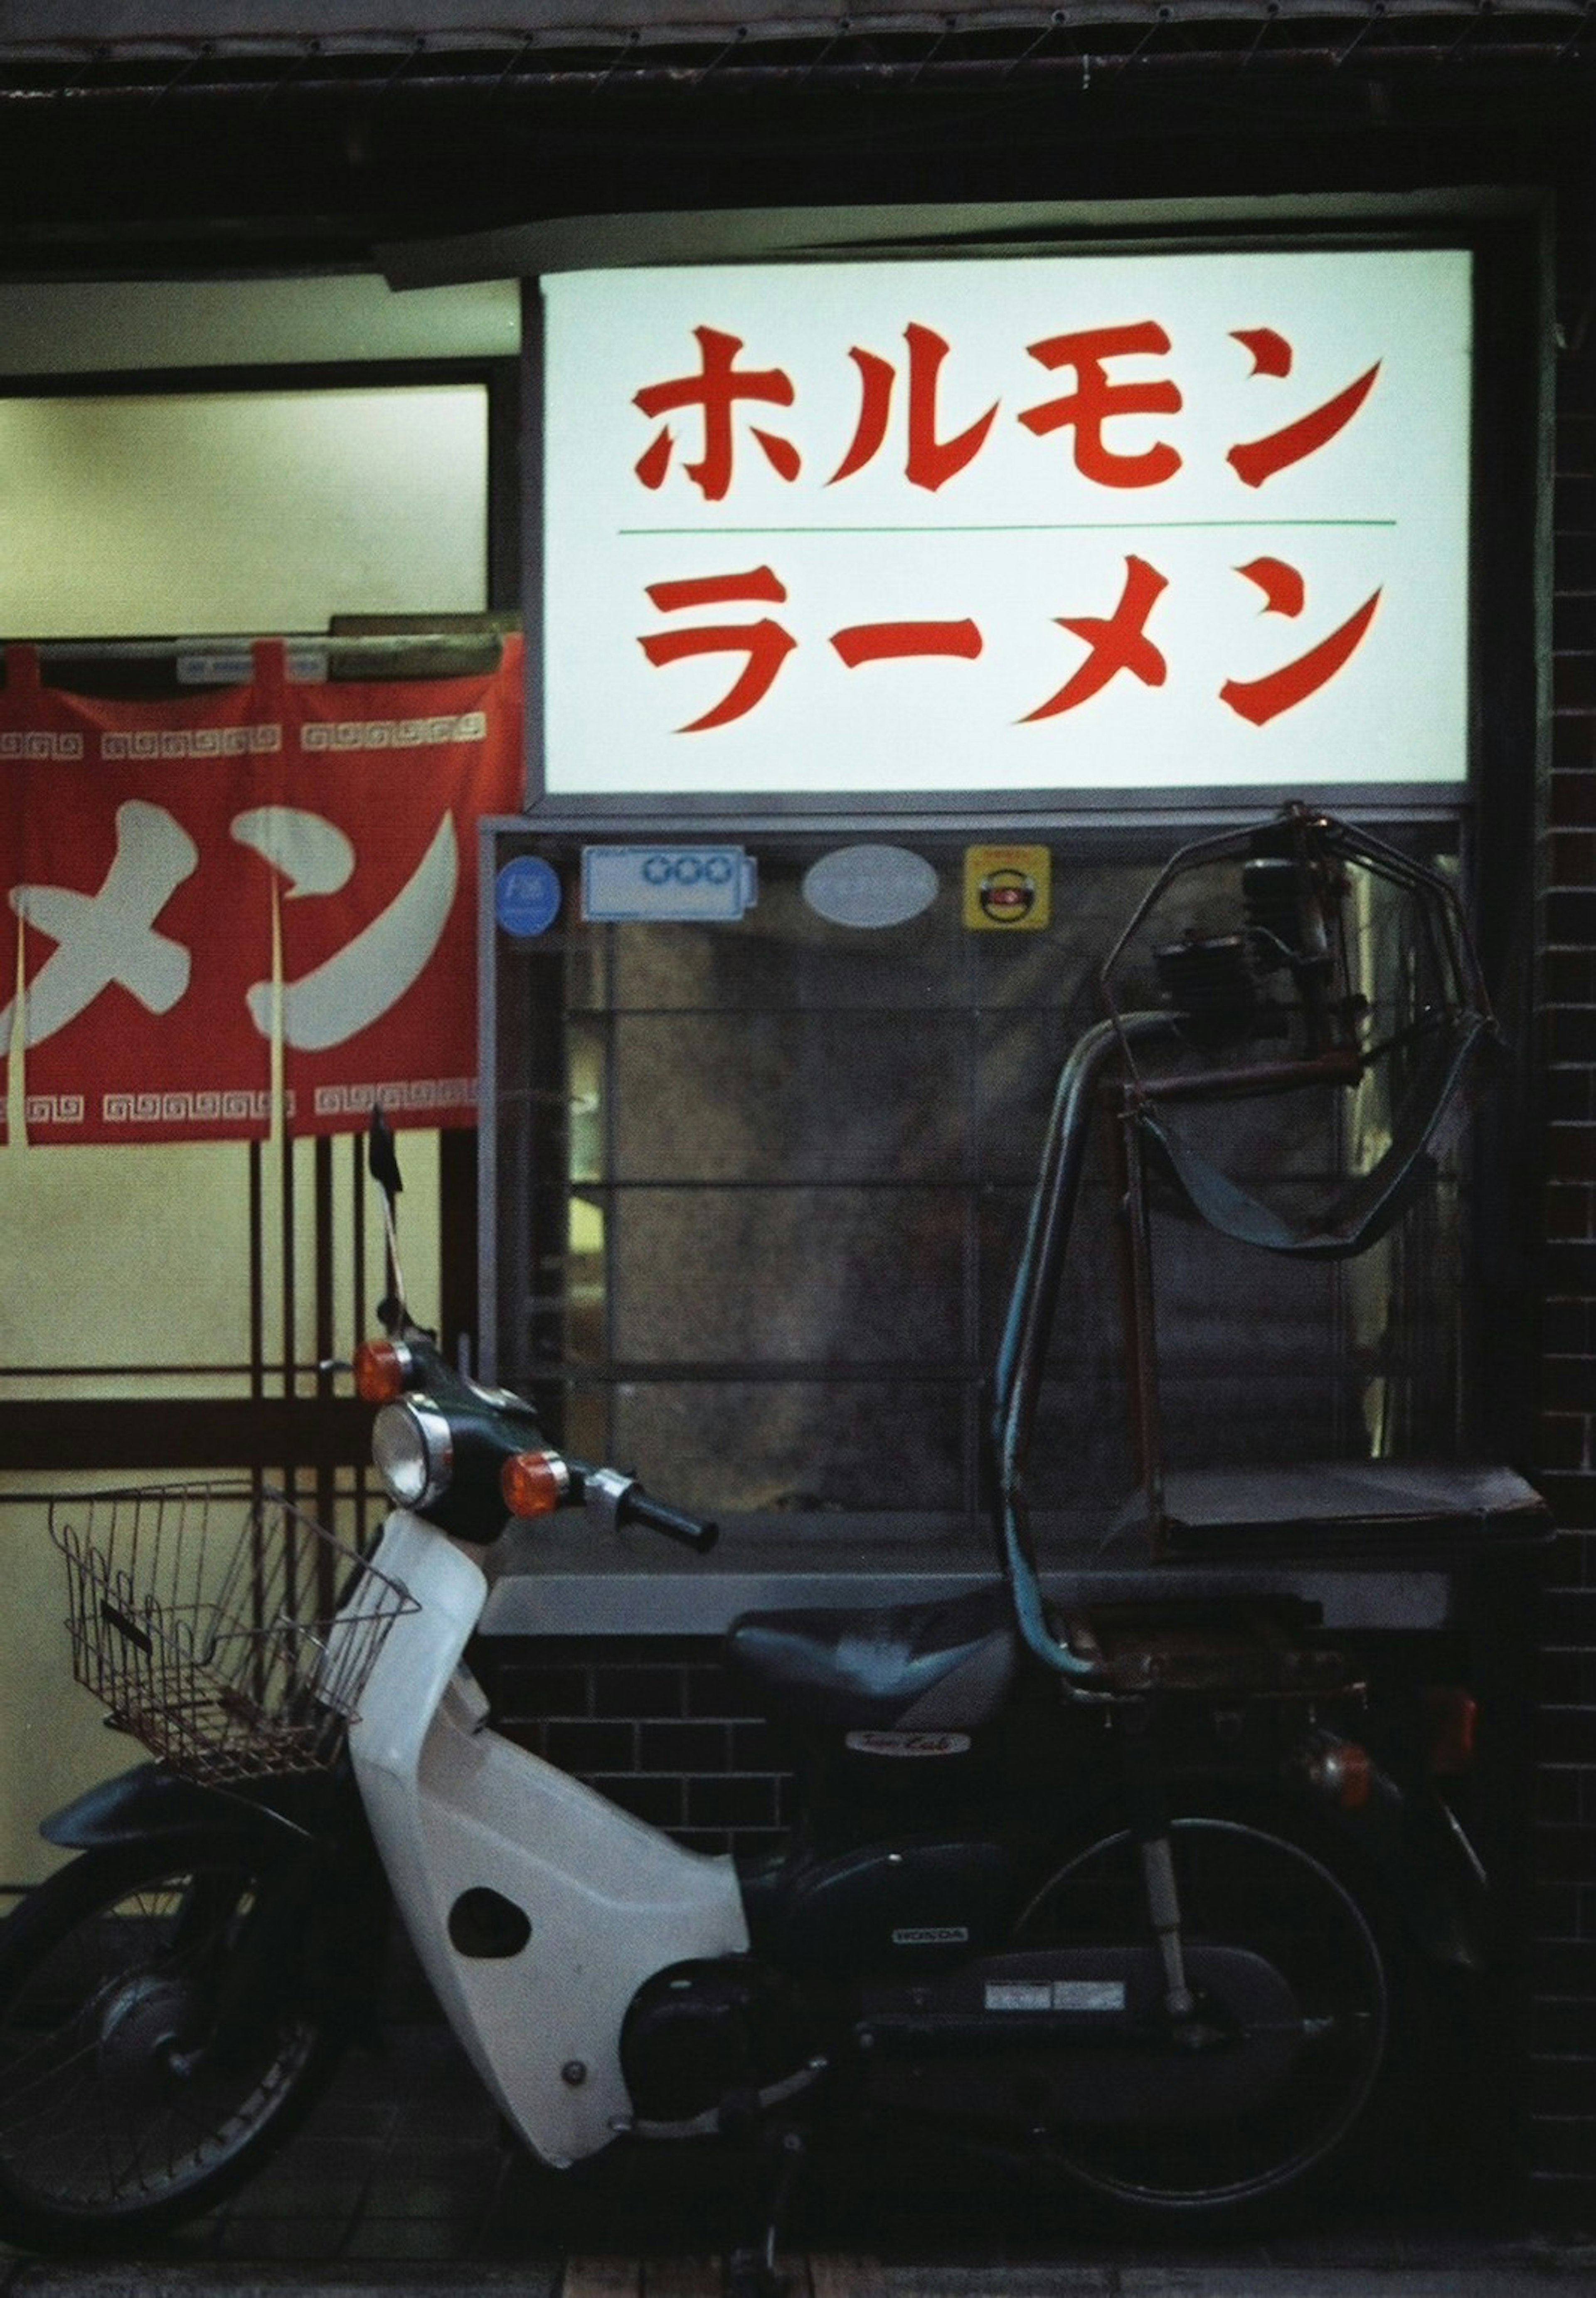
left=49, top=1482, right=418, bottom=1784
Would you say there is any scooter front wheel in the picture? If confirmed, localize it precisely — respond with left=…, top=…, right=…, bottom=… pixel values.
left=0, top=1838, right=344, bottom=2250
left=1012, top=1812, right=1391, bottom=2216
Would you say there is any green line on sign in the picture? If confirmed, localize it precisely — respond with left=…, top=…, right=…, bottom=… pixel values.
left=618, top=518, right=1399, bottom=536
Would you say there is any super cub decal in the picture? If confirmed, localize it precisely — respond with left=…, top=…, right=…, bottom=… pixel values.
left=845, top=1731, right=972, bottom=1759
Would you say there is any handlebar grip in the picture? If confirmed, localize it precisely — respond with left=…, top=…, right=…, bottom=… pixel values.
left=622, top=1488, right=720, bottom=1554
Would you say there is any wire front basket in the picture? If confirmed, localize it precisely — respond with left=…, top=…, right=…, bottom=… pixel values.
left=49, top=1483, right=418, bottom=1784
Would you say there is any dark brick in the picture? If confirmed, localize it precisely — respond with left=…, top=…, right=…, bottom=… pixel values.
left=1556, top=479, right=1596, bottom=536
left=1545, top=1184, right=1595, bottom=1240
left=1538, top=1767, right=1586, bottom=1825
left=1546, top=830, right=1596, bottom=889
left=1543, top=952, right=1596, bottom=1004
left=1555, top=658, right=1596, bottom=714
left=1541, top=1358, right=1596, bottom=1411
left=731, top=1721, right=787, bottom=1770
left=1529, top=2169, right=1596, bottom=2227
left=1555, top=410, right=1596, bottom=472
left=489, top=1664, right=591, bottom=1720
left=1546, top=1070, right=1594, bottom=1123
left=684, top=1667, right=754, bottom=1720
left=542, top=1719, right=638, bottom=1771
left=685, top=1775, right=783, bottom=1830
left=1535, top=1937, right=1596, bottom=1995
left=638, top=1720, right=732, bottom=1771
left=1539, top=1650, right=1596, bottom=1705
left=1557, top=597, right=1596, bottom=654
left=1548, top=1012, right=1596, bottom=1064
left=1539, top=1489, right=1596, bottom=1543
left=1547, top=1128, right=1596, bottom=1184
left=1541, top=1299, right=1592, bottom=1353
left=1551, top=719, right=1596, bottom=776
left=1526, top=2117, right=1596, bottom=2178
left=1538, top=1711, right=1596, bottom=1766
left=1557, top=535, right=1596, bottom=591
left=1531, top=1996, right=1596, bottom=2055
left=1542, top=1241, right=1596, bottom=1296
left=1527, top=2058, right=1596, bottom=2115
left=1532, top=1879, right=1588, bottom=1937
left=1542, top=1529, right=1594, bottom=1582
left=1546, top=890, right=1596, bottom=944
left=1535, top=1817, right=1596, bottom=1877
left=596, top=1774, right=686, bottom=1829
left=591, top=1667, right=688, bottom=1720
left=1537, top=1414, right=1591, bottom=1473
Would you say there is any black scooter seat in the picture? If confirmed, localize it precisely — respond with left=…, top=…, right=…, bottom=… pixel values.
left=726, top=1586, right=1018, bottom=1733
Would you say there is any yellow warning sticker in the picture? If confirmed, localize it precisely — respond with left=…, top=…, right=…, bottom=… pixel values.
left=964, top=845, right=1052, bottom=931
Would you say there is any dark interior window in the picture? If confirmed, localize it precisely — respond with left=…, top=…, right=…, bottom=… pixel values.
left=489, top=821, right=1466, bottom=1552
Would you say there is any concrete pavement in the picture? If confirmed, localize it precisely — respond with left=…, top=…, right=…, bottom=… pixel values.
left=5, top=2255, right=1596, bottom=2297
left=1, top=2021, right=1592, bottom=2298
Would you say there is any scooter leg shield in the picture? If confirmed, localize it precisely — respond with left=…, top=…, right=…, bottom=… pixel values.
left=346, top=1513, right=750, bottom=2171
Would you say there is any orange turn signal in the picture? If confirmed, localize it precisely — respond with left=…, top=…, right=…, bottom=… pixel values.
left=502, top=1450, right=570, bottom=1518
left=353, top=1339, right=408, bottom=1404
left=1306, top=1739, right=1373, bottom=1811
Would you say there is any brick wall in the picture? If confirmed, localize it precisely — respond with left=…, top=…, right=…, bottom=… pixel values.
left=488, top=1635, right=793, bottom=1860
left=1529, top=222, right=1596, bottom=2228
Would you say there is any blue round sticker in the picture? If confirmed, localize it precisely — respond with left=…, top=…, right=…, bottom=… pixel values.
left=495, top=855, right=562, bottom=938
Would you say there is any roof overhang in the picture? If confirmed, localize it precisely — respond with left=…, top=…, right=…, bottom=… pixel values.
left=377, top=185, right=1547, bottom=286
left=0, top=0, right=1589, bottom=91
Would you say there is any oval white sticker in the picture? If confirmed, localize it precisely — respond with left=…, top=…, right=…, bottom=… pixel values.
left=803, top=845, right=938, bottom=931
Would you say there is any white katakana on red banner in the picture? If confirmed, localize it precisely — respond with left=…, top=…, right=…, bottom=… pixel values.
left=0, top=635, right=523, bottom=1144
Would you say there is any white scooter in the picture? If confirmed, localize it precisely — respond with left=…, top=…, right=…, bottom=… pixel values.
left=0, top=809, right=1506, bottom=2284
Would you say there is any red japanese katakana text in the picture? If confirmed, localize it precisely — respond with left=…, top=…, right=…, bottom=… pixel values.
left=1018, top=323, right=1183, bottom=489
left=1227, top=328, right=1381, bottom=489
left=633, top=328, right=801, bottom=502
left=1220, top=556, right=1382, bottom=723
left=828, top=324, right=998, bottom=495
left=1022, top=555, right=1170, bottom=721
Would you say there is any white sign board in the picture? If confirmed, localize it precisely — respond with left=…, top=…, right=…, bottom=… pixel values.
left=540, top=248, right=1471, bottom=798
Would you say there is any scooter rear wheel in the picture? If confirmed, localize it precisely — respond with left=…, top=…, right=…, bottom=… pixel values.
left=1012, top=1812, right=1391, bottom=2215
left=0, top=1838, right=344, bottom=2250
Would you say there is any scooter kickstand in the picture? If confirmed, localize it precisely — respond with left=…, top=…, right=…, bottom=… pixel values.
left=724, top=2125, right=806, bottom=2298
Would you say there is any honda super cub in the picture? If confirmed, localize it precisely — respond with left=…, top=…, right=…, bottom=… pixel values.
left=0, top=807, right=1527, bottom=2277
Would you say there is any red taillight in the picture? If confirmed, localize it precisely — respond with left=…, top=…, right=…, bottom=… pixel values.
left=1425, top=1687, right=1478, bottom=1776
left=502, top=1450, right=570, bottom=1518
left=353, top=1339, right=407, bottom=1404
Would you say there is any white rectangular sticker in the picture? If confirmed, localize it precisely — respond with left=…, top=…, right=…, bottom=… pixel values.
left=986, top=1981, right=1053, bottom=2012
left=543, top=248, right=1472, bottom=797
left=1052, top=1980, right=1126, bottom=2012
left=581, top=845, right=757, bottom=922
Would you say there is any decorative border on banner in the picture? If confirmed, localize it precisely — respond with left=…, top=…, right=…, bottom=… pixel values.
left=101, top=725, right=282, bottom=760
left=25, top=1094, right=85, bottom=1127
left=313, top=1078, right=478, bottom=1118
left=301, top=712, right=488, bottom=753
left=99, top=1090, right=276, bottom=1126
left=2, top=731, right=83, bottom=760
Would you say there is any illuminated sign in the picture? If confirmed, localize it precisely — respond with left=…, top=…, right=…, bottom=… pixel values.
left=540, top=249, right=1471, bottom=798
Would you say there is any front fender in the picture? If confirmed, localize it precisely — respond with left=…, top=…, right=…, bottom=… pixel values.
left=39, top=1763, right=392, bottom=2042
left=40, top=1762, right=315, bottom=1852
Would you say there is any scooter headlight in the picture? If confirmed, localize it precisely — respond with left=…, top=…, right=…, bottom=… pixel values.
left=373, top=1397, right=455, bottom=1510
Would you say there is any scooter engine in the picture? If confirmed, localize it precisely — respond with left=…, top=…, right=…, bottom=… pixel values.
left=621, top=1958, right=820, bottom=2129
